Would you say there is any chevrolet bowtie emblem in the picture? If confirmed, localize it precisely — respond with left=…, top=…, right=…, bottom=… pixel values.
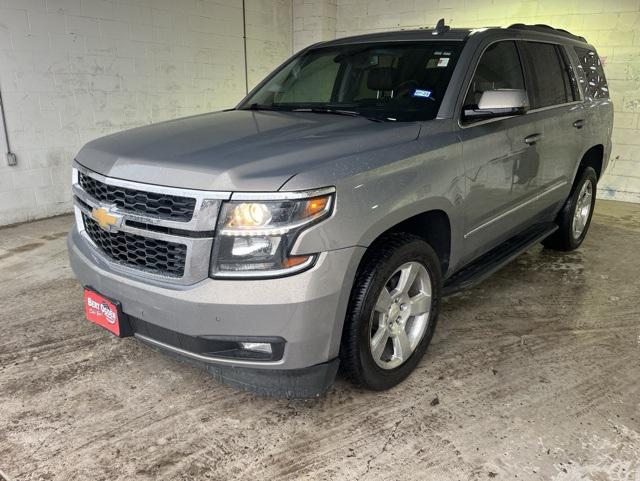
left=90, top=206, right=123, bottom=231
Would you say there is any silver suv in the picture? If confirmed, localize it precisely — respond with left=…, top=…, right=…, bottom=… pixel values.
left=67, top=22, right=613, bottom=397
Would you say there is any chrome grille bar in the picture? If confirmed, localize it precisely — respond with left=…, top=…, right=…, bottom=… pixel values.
left=72, top=162, right=230, bottom=285
left=73, top=163, right=230, bottom=232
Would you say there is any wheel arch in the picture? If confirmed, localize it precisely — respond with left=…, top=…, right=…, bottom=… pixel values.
left=359, top=208, right=453, bottom=276
left=576, top=144, right=604, bottom=184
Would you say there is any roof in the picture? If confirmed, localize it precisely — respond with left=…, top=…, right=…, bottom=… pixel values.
left=314, top=23, right=587, bottom=49
left=319, top=28, right=471, bottom=47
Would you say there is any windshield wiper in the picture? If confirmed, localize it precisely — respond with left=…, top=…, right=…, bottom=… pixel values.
left=291, top=107, right=359, bottom=116
left=244, top=104, right=390, bottom=121
left=244, top=103, right=288, bottom=111
left=291, top=107, right=386, bottom=122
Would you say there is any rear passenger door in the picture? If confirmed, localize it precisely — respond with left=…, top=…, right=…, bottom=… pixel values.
left=517, top=41, right=583, bottom=218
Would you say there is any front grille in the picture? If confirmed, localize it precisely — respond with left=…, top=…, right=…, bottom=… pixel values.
left=83, top=214, right=187, bottom=277
left=79, top=172, right=196, bottom=222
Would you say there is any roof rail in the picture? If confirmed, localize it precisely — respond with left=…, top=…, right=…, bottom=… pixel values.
left=508, top=23, right=586, bottom=43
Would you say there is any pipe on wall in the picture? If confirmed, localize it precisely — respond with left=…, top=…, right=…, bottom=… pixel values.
left=0, top=84, right=16, bottom=166
left=242, top=0, right=249, bottom=95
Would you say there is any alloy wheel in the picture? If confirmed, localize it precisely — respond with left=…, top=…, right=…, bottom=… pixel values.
left=572, top=180, right=593, bottom=239
left=369, top=261, right=432, bottom=370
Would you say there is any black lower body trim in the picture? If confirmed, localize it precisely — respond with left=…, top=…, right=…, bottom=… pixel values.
left=129, top=316, right=285, bottom=362
left=139, top=337, right=339, bottom=399
left=443, top=222, right=558, bottom=296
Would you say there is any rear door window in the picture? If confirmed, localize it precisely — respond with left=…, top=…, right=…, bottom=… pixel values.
left=463, top=40, right=525, bottom=109
left=558, top=46, right=580, bottom=101
left=574, top=47, right=609, bottom=99
left=519, top=41, right=573, bottom=109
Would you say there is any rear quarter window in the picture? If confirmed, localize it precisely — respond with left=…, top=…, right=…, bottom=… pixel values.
left=574, top=47, right=609, bottom=99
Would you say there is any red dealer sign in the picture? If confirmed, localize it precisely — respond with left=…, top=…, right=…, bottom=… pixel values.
left=84, top=289, right=123, bottom=336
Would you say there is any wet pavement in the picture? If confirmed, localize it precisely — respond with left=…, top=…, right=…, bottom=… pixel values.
left=1, top=199, right=639, bottom=480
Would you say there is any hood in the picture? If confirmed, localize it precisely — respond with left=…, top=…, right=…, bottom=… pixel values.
left=76, top=110, right=421, bottom=192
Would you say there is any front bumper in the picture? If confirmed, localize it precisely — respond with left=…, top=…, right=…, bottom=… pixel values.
left=68, top=227, right=364, bottom=395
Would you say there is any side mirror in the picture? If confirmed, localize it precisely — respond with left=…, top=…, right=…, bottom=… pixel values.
left=463, top=89, right=529, bottom=121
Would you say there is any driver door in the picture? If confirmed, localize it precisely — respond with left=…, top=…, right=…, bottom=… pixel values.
left=459, top=40, right=541, bottom=262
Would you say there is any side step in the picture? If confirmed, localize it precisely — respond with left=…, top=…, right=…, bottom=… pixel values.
left=442, top=222, right=558, bottom=296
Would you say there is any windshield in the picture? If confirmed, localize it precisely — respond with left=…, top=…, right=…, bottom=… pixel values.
left=239, top=41, right=462, bottom=122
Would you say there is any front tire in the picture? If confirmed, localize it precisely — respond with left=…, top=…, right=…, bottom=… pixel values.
left=543, top=167, right=597, bottom=251
left=340, top=234, right=442, bottom=391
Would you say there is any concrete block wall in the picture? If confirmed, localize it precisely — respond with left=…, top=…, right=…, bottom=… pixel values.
left=246, top=0, right=292, bottom=88
left=0, top=0, right=293, bottom=226
left=294, top=0, right=640, bottom=204
left=293, top=0, right=336, bottom=52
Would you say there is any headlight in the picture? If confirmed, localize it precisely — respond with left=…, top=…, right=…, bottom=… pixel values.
left=210, top=188, right=334, bottom=278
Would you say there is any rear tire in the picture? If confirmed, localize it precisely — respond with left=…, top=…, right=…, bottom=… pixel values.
left=543, top=166, right=597, bottom=251
left=340, top=233, right=442, bottom=391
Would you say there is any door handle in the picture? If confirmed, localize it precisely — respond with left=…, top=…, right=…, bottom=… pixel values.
left=573, top=119, right=585, bottom=129
left=524, top=133, right=543, bottom=145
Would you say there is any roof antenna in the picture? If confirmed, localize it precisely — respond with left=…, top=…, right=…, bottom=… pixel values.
left=433, top=18, right=450, bottom=35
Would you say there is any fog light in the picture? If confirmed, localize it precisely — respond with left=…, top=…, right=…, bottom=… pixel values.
left=240, top=342, right=272, bottom=354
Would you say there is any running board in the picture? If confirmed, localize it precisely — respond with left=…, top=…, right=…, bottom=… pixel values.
left=443, top=222, right=558, bottom=296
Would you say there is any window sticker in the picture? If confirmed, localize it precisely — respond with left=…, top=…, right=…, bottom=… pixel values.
left=437, top=57, right=450, bottom=67
left=413, top=89, right=432, bottom=98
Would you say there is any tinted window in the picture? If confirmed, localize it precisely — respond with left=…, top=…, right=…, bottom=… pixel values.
left=241, top=42, right=462, bottom=122
left=558, top=46, right=580, bottom=101
left=463, top=41, right=525, bottom=108
left=574, top=47, right=609, bottom=99
left=520, top=42, right=571, bottom=108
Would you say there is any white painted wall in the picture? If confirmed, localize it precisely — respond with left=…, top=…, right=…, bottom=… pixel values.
left=293, top=0, right=640, bottom=204
left=293, top=0, right=336, bottom=52
left=0, top=0, right=292, bottom=226
left=2, top=0, right=635, bottom=227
